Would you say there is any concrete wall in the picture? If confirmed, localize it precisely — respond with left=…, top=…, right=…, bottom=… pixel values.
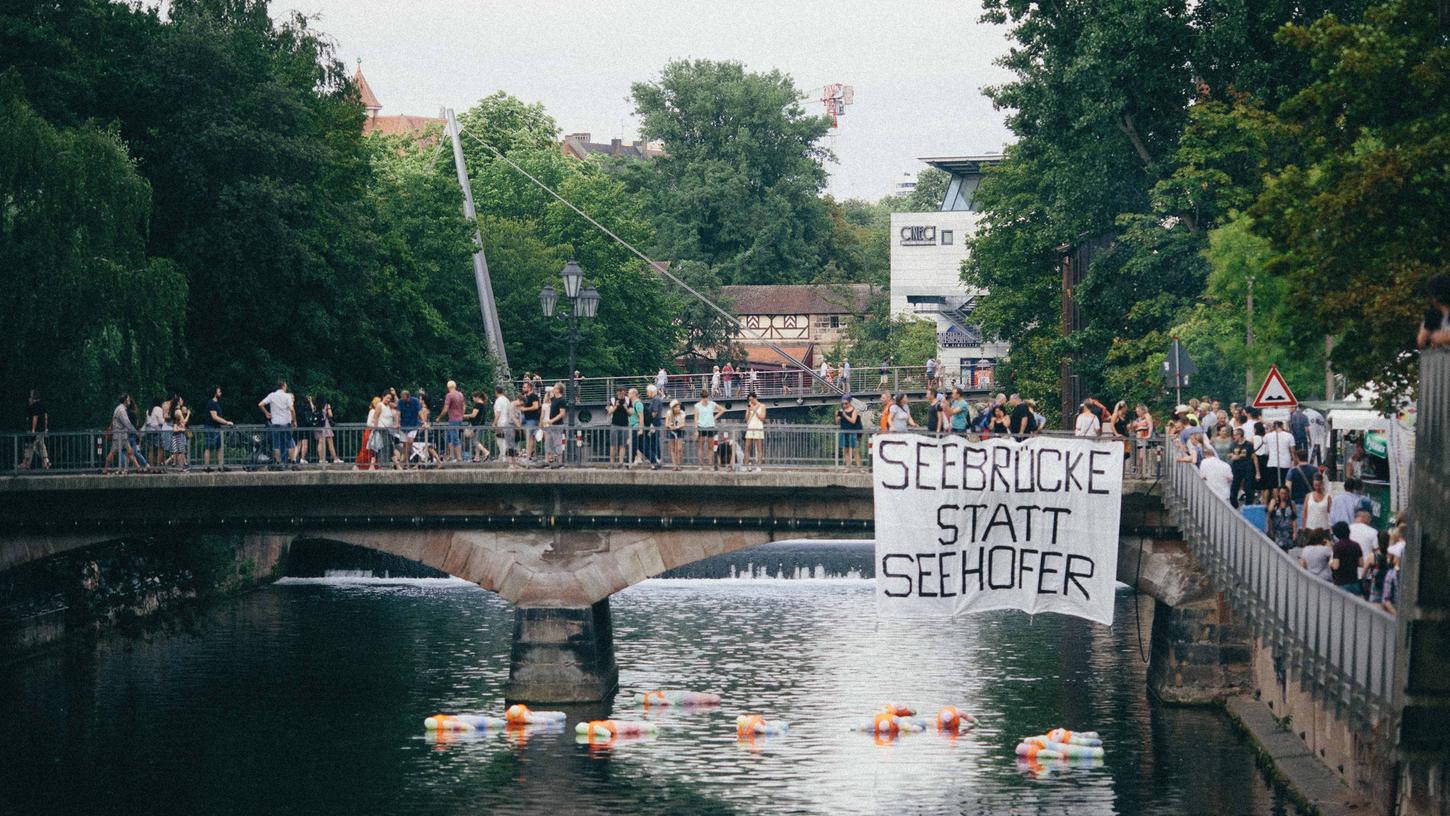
left=1249, top=636, right=1401, bottom=815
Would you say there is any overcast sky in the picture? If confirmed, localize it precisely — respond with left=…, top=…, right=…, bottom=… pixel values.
left=279, top=0, right=1017, bottom=201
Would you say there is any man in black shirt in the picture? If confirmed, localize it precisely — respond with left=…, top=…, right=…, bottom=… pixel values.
left=22, top=389, right=49, bottom=470
left=202, top=386, right=234, bottom=471
left=514, top=381, right=541, bottom=461
left=1227, top=428, right=1256, bottom=508
left=1008, top=394, right=1036, bottom=438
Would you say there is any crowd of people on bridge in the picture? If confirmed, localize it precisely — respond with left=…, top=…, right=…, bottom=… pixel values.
left=1164, top=397, right=1403, bottom=614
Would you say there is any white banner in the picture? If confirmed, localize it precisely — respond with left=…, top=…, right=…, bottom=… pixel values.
left=872, top=434, right=1124, bottom=625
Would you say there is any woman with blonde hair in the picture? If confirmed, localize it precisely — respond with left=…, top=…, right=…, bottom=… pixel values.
left=357, top=395, right=382, bottom=470
left=744, top=392, right=767, bottom=471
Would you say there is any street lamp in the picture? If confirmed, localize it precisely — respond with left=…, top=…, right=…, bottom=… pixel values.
left=539, top=260, right=600, bottom=465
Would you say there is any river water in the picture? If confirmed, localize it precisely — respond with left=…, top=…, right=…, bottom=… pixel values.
left=0, top=543, right=1297, bottom=815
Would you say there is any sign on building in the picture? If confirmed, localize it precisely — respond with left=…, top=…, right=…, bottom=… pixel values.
left=899, top=225, right=937, bottom=246
left=872, top=434, right=1124, bottom=625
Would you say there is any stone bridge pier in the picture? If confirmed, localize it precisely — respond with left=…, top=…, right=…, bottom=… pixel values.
left=1, top=469, right=1224, bottom=704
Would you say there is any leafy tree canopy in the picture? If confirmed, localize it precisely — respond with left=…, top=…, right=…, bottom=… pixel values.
left=631, top=59, right=834, bottom=285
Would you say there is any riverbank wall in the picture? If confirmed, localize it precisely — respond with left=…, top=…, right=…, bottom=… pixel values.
left=0, top=532, right=289, bottom=662
left=1241, top=636, right=1395, bottom=815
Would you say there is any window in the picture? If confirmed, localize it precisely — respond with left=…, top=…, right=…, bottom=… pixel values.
left=940, top=230, right=954, bottom=246
left=813, top=315, right=843, bottom=330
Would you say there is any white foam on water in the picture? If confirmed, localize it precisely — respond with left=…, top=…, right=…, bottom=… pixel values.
left=637, top=576, right=873, bottom=588
left=274, top=576, right=476, bottom=587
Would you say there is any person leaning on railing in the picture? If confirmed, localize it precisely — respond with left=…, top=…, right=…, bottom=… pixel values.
left=1417, top=273, right=1450, bottom=349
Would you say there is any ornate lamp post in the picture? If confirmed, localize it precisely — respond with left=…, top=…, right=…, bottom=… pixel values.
left=539, top=260, right=601, bottom=464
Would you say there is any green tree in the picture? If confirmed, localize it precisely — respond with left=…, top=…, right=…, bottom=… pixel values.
left=966, top=0, right=1378, bottom=411
left=903, top=167, right=951, bottom=213
left=631, top=59, right=834, bottom=285
left=447, top=91, right=682, bottom=378
left=1243, top=0, right=1448, bottom=403
left=844, top=300, right=938, bottom=378
left=0, top=80, right=187, bottom=424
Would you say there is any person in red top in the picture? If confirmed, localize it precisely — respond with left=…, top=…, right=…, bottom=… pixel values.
left=442, top=380, right=467, bottom=463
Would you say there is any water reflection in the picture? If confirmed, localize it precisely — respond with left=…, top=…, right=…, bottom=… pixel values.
left=0, top=573, right=1298, bottom=815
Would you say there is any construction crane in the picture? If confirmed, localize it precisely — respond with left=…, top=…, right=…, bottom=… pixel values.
left=800, top=83, right=855, bottom=127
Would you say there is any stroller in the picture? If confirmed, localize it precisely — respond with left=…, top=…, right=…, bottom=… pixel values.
left=237, top=429, right=277, bottom=471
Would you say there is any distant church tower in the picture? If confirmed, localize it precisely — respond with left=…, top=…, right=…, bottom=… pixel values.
left=354, top=67, right=382, bottom=124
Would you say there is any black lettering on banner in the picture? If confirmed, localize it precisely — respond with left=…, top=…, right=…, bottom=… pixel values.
left=1036, top=449, right=1063, bottom=492
left=879, top=441, right=910, bottom=489
left=962, top=447, right=987, bottom=490
left=983, top=503, right=1018, bottom=543
left=938, top=551, right=957, bottom=597
left=917, top=556, right=937, bottom=597
left=1064, top=554, right=1095, bottom=600
left=1088, top=449, right=1112, bottom=495
left=1041, top=506, right=1071, bottom=545
left=964, top=503, right=988, bottom=541
left=1017, top=547, right=1038, bottom=589
left=1063, top=451, right=1085, bottom=492
left=882, top=554, right=914, bottom=597
left=915, top=440, right=938, bottom=491
left=1013, top=449, right=1035, bottom=492
left=987, top=545, right=1016, bottom=590
left=939, top=440, right=960, bottom=490
left=1037, top=551, right=1061, bottom=594
left=961, top=546, right=985, bottom=594
left=990, top=446, right=1012, bottom=492
left=1015, top=504, right=1040, bottom=539
left=937, top=504, right=959, bottom=546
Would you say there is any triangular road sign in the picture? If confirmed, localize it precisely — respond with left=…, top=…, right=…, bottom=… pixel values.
left=1253, top=364, right=1298, bottom=408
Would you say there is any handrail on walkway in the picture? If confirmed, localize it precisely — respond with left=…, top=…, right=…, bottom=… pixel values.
left=511, top=365, right=992, bottom=405
left=3, top=424, right=1164, bottom=479
left=1164, top=458, right=1396, bottom=727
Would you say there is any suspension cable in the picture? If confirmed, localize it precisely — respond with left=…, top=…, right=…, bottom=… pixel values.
left=456, top=126, right=846, bottom=395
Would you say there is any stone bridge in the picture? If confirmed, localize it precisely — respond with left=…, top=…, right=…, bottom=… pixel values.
left=0, top=469, right=1206, bottom=702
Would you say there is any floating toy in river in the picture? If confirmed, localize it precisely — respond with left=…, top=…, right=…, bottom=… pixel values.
left=1015, top=740, right=1105, bottom=760
left=424, top=714, right=506, bottom=733
left=736, top=714, right=789, bottom=737
left=505, top=704, right=567, bottom=725
left=575, top=720, right=659, bottom=740
left=852, top=712, right=928, bottom=735
left=633, top=690, right=722, bottom=707
left=936, top=707, right=979, bottom=733
left=880, top=703, right=916, bottom=717
left=1039, top=728, right=1101, bottom=746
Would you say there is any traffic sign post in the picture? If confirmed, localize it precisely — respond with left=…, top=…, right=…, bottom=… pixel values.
left=1252, top=364, right=1298, bottom=409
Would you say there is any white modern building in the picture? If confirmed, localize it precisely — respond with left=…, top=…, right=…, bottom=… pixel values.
left=888, top=154, right=1008, bottom=388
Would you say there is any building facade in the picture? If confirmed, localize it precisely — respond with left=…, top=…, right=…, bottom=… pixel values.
left=888, top=155, right=1008, bottom=387
left=718, top=284, right=876, bottom=370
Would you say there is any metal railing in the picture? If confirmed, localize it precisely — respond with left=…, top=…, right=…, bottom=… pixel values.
left=3, top=423, right=1164, bottom=477
left=1164, top=457, right=1397, bottom=725
left=509, top=365, right=992, bottom=405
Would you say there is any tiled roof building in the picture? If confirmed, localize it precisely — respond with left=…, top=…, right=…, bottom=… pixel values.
left=561, top=132, right=664, bottom=161
left=718, top=283, right=879, bottom=368
left=355, top=68, right=444, bottom=138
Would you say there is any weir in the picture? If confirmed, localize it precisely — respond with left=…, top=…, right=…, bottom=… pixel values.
left=1, top=468, right=1179, bottom=701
